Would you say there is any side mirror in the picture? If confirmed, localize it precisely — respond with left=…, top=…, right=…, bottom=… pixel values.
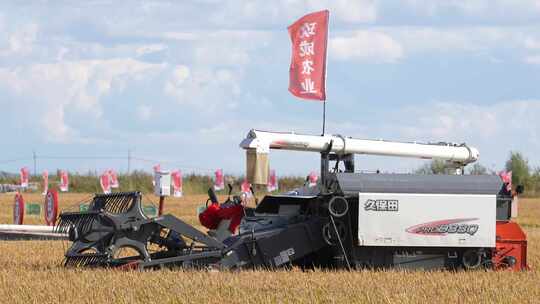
left=208, top=188, right=218, bottom=204
left=516, top=185, right=524, bottom=195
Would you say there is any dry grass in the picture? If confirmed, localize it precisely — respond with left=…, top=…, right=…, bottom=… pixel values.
left=0, top=193, right=539, bottom=303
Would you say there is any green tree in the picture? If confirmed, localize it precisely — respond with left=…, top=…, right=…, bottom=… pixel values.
left=505, top=151, right=530, bottom=188
left=468, top=163, right=488, bottom=175
left=414, top=159, right=448, bottom=175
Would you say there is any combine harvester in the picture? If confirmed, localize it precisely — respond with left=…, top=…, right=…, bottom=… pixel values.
left=55, top=130, right=528, bottom=270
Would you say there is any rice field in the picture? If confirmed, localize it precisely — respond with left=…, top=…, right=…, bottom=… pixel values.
left=0, top=193, right=539, bottom=303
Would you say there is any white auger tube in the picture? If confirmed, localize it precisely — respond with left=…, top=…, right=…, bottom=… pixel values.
left=240, top=129, right=479, bottom=184
left=240, top=129, right=479, bottom=165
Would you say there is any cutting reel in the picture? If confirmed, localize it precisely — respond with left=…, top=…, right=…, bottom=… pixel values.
left=55, top=192, right=225, bottom=268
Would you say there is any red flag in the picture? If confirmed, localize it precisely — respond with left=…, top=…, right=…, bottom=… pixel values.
left=288, top=10, right=329, bottom=101
left=20, top=167, right=29, bottom=188
left=499, top=171, right=512, bottom=192
left=214, top=169, right=224, bottom=191
left=42, top=170, right=48, bottom=195
left=241, top=178, right=252, bottom=197
left=100, top=171, right=111, bottom=194
left=171, top=170, right=183, bottom=197
left=109, top=169, right=119, bottom=188
left=59, top=170, right=69, bottom=192
left=308, top=171, right=318, bottom=187
left=267, top=169, right=278, bottom=192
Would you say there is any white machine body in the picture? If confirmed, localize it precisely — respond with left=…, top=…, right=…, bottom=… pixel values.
left=357, top=192, right=496, bottom=248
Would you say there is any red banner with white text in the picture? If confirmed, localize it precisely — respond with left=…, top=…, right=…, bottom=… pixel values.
left=288, top=10, right=329, bottom=101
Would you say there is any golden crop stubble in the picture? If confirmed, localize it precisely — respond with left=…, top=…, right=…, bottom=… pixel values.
left=0, top=194, right=538, bottom=304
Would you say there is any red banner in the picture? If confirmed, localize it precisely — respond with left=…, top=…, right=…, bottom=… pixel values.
left=100, top=171, right=111, bottom=194
left=214, top=169, right=224, bottom=191
left=499, top=171, right=512, bottom=192
left=241, top=178, right=252, bottom=197
left=171, top=170, right=183, bottom=197
left=109, top=169, right=119, bottom=188
left=288, top=10, right=329, bottom=101
left=20, top=167, right=29, bottom=188
left=308, top=171, right=318, bottom=187
left=59, top=170, right=69, bottom=192
left=267, top=169, right=278, bottom=192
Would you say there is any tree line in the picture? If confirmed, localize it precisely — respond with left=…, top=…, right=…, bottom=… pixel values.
left=415, top=152, right=539, bottom=196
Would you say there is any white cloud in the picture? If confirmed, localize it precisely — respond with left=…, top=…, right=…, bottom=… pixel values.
left=136, top=105, right=153, bottom=121
left=0, top=23, right=39, bottom=56
left=524, top=55, right=540, bottom=65
left=386, top=100, right=540, bottom=167
left=328, top=26, right=540, bottom=63
left=330, top=30, right=403, bottom=62
left=135, top=44, right=167, bottom=56
left=214, top=0, right=377, bottom=26
left=0, top=59, right=164, bottom=143
left=525, top=37, right=540, bottom=50
left=401, top=0, right=540, bottom=19
left=164, top=66, right=242, bottom=110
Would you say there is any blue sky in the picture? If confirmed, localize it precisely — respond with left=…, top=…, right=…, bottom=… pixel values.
left=0, top=1, right=539, bottom=176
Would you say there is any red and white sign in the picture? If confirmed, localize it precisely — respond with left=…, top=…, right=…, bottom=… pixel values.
left=100, top=171, right=111, bottom=194
left=13, top=193, right=25, bottom=225
left=214, top=169, right=225, bottom=191
left=20, top=167, right=29, bottom=188
left=171, top=170, right=183, bottom=197
left=267, top=169, right=278, bottom=192
left=308, top=171, right=318, bottom=187
left=44, top=189, right=59, bottom=226
left=42, top=170, right=49, bottom=195
left=109, top=169, right=119, bottom=188
left=241, top=178, right=252, bottom=197
left=59, top=170, right=69, bottom=192
left=288, top=10, right=329, bottom=101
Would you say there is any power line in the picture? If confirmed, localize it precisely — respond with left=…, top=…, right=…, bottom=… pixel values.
left=0, top=158, right=33, bottom=164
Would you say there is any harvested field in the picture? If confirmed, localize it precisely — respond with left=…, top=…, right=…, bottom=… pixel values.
left=0, top=193, right=539, bottom=303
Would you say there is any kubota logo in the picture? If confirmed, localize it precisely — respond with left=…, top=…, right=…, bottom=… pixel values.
left=406, top=218, right=479, bottom=236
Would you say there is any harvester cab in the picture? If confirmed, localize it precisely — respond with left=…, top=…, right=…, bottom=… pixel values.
left=55, top=129, right=528, bottom=271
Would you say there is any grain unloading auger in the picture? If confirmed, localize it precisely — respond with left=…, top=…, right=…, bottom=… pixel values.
left=56, top=129, right=528, bottom=270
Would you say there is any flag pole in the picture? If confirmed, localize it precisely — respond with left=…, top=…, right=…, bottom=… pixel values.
left=322, top=10, right=329, bottom=136
left=322, top=101, right=326, bottom=135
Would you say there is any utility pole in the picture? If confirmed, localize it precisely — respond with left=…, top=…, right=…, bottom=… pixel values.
left=32, top=150, right=37, bottom=176
left=127, top=149, right=131, bottom=175
left=127, top=149, right=132, bottom=191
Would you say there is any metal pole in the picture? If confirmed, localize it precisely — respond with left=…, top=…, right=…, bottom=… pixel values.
left=158, top=196, right=165, bottom=216
left=127, top=149, right=131, bottom=175
left=32, top=150, right=37, bottom=176
left=322, top=101, right=326, bottom=135
left=127, top=149, right=132, bottom=191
